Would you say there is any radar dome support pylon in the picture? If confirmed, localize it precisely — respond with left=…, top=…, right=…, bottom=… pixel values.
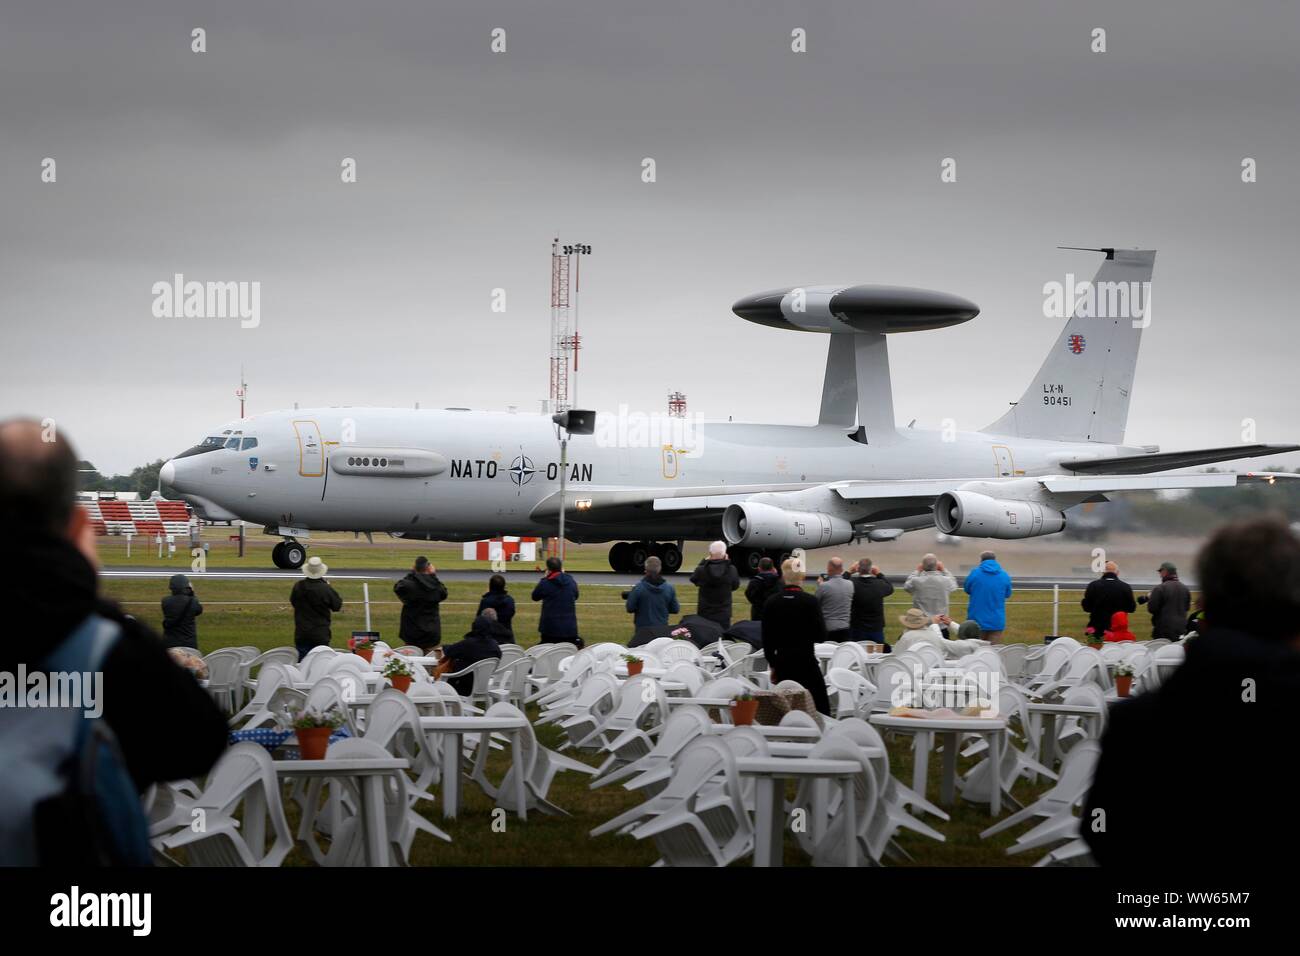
left=731, top=284, right=980, bottom=443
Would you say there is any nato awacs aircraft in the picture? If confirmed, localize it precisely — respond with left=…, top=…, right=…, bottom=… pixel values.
left=161, top=248, right=1296, bottom=573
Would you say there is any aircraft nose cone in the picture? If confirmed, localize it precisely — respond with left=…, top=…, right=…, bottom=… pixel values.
left=159, top=459, right=177, bottom=487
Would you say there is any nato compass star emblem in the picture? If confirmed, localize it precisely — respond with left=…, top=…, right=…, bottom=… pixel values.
left=509, top=454, right=537, bottom=489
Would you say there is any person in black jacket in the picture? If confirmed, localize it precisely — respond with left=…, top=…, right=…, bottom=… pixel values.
left=745, top=557, right=781, bottom=621
left=760, top=559, right=832, bottom=714
left=849, top=558, right=895, bottom=643
left=1080, top=561, right=1136, bottom=638
left=439, top=614, right=504, bottom=696
left=290, top=557, right=343, bottom=659
left=160, top=573, right=203, bottom=649
left=476, top=573, right=516, bottom=639
left=690, top=541, right=741, bottom=628
left=394, top=556, right=449, bottom=651
left=0, top=420, right=228, bottom=864
left=1083, top=517, right=1300, bottom=868
left=532, top=557, right=582, bottom=647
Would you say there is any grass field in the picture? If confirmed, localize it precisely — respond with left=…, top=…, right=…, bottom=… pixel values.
left=100, top=546, right=1159, bottom=866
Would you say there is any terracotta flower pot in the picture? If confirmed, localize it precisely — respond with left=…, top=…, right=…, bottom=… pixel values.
left=390, top=674, right=412, bottom=694
left=355, top=648, right=374, bottom=663
left=295, top=726, right=332, bottom=760
left=731, top=699, right=759, bottom=726
left=1115, top=675, right=1133, bottom=697
left=626, top=660, right=644, bottom=676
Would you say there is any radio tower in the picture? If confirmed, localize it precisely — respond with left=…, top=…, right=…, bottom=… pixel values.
left=668, top=391, right=687, bottom=417
left=548, top=238, right=590, bottom=413
left=236, top=366, right=248, bottom=419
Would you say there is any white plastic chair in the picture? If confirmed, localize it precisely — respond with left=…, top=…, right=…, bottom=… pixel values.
left=979, top=740, right=1101, bottom=841
left=158, top=743, right=293, bottom=866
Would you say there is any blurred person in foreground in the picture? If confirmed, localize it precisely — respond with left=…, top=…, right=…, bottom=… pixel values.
left=0, top=418, right=227, bottom=865
left=1084, top=516, right=1300, bottom=867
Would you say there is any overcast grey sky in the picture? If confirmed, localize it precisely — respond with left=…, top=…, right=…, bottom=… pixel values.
left=2, top=0, right=1298, bottom=474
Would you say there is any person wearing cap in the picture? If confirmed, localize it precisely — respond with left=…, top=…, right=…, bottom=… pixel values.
left=160, top=572, right=203, bottom=650
left=394, top=555, right=448, bottom=652
left=290, top=556, right=344, bottom=660
left=1081, top=560, right=1136, bottom=639
left=1141, top=560, right=1192, bottom=640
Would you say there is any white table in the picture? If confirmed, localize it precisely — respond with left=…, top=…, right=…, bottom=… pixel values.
left=1026, top=701, right=1105, bottom=773
left=736, top=757, right=862, bottom=867
left=869, top=713, right=1008, bottom=815
left=419, top=714, right=529, bottom=820
left=263, top=757, right=410, bottom=866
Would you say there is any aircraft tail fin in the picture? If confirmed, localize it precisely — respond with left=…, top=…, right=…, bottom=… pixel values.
left=984, top=248, right=1155, bottom=445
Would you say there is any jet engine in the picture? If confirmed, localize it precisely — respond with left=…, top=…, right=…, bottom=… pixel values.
left=933, top=491, right=1066, bottom=539
left=722, top=501, right=854, bottom=550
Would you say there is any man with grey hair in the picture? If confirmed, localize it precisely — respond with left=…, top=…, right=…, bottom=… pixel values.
left=849, top=557, right=894, bottom=644
left=816, top=556, right=854, bottom=641
left=690, top=540, right=740, bottom=627
left=904, top=552, right=958, bottom=619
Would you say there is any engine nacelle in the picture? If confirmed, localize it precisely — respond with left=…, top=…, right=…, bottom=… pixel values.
left=722, top=502, right=854, bottom=550
left=933, top=491, right=1066, bottom=539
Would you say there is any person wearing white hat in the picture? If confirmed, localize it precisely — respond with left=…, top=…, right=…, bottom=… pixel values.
left=290, top=556, right=343, bottom=660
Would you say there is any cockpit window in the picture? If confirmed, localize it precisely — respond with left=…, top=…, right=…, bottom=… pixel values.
left=241, top=437, right=258, bottom=450
left=176, top=433, right=244, bottom=459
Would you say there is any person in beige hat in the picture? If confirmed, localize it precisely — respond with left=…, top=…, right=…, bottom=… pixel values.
left=895, top=605, right=983, bottom=657
left=290, top=556, right=343, bottom=659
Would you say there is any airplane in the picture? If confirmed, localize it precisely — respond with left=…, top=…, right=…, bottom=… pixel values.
left=159, top=247, right=1298, bottom=574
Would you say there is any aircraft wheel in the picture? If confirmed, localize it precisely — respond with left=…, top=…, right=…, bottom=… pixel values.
left=732, top=546, right=762, bottom=577
left=628, top=541, right=651, bottom=574
left=271, top=541, right=288, bottom=569
left=609, top=542, right=632, bottom=573
left=282, top=540, right=307, bottom=570
left=659, top=542, right=683, bottom=574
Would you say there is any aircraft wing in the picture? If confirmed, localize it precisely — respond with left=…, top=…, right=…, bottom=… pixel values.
left=529, top=482, right=816, bottom=522
left=1057, top=443, right=1300, bottom=475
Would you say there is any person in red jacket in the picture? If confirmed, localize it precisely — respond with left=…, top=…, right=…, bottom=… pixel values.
left=1103, top=610, right=1136, bottom=642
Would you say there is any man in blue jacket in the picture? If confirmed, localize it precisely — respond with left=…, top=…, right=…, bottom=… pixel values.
left=963, top=550, right=1013, bottom=642
left=625, top=556, right=680, bottom=631
left=532, top=556, right=582, bottom=647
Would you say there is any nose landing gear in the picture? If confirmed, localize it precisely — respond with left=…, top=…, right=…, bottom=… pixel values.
left=272, top=539, right=307, bottom=570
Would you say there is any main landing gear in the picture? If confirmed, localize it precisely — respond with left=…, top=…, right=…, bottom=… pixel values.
left=727, top=546, right=795, bottom=577
left=608, top=540, right=684, bottom=574
left=272, top=539, right=307, bottom=570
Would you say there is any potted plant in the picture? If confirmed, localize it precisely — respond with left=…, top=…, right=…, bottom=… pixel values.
left=1084, top=627, right=1103, bottom=650
left=383, top=656, right=415, bottom=693
left=621, top=653, right=644, bottom=676
left=349, top=634, right=377, bottom=662
left=292, top=708, right=343, bottom=760
left=731, top=689, right=759, bottom=726
left=1114, top=661, right=1135, bottom=697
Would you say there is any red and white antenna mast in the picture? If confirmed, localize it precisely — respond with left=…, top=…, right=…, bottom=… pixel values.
left=668, top=391, right=687, bottom=418
left=548, top=238, right=590, bottom=413
left=236, top=366, right=248, bottom=419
